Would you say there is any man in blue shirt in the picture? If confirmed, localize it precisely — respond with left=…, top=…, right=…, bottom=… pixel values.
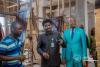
left=0, top=22, right=26, bottom=67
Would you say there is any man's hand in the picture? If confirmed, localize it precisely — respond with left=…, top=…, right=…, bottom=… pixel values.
left=61, top=59, right=66, bottom=65
left=57, top=39, right=63, bottom=45
left=82, top=61, right=86, bottom=66
left=43, top=52, right=49, bottom=60
left=17, top=55, right=26, bottom=62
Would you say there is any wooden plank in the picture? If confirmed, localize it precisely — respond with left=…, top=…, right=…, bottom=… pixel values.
left=95, top=8, right=100, bottom=67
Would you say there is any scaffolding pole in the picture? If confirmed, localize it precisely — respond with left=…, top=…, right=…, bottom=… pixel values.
left=61, top=0, right=65, bottom=31
left=58, top=0, right=60, bottom=16
left=50, top=0, right=52, bottom=18
left=68, top=0, right=71, bottom=27
left=36, top=0, right=39, bottom=17
left=17, top=0, right=20, bottom=13
left=75, top=0, right=78, bottom=25
left=3, top=0, right=8, bottom=35
left=35, top=0, right=39, bottom=33
left=0, top=12, right=17, bottom=16
left=29, top=0, right=34, bottom=66
left=62, top=0, right=65, bottom=16
left=84, top=0, right=88, bottom=35
left=69, top=0, right=71, bottom=17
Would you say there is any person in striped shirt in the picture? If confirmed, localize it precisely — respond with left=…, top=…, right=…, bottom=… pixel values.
left=0, top=21, right=26, bottom=67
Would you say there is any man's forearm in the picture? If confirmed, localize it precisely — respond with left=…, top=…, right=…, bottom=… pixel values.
left=37, top=48, right=44, bottom=56
left=0, top=55, right=19, bottom=61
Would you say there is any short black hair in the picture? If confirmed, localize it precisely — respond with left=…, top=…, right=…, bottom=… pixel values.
left=42, top=19, right=53, bottom=26
left=11, top=21, right=22, bottom=30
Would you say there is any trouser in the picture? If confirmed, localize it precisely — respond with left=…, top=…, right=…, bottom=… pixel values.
left=41, top=65, right=60, bottom=67
left=2, top=63, right=23, bottom=67
left=65, top=57, right=83, bottom=67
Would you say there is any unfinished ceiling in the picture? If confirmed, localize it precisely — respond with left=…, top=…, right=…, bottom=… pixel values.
left=0, top=0, right=97, bottom=16
left=0, top=0, right=18, bottom=15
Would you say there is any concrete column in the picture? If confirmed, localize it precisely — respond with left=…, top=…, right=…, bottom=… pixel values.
left=38, top=0, right=44, bottom=31
left=76, top=0, right=89, bottom=35
left=84, top=0, right=88, bottom=35
left=75, top=0, right=85, bottom=26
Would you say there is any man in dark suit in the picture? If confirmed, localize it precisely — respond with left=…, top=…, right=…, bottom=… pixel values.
left=37, top=19, right=65, bottom=67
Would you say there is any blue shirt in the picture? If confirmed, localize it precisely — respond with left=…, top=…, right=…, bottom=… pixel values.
left=0, top=34, right=23, bottom=66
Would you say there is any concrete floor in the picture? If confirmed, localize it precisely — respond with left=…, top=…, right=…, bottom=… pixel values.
left=33, top=64, right=95, bottom=67
left=33, top=64, right=66, bottom=67
left=24, top=63, right=95, bottom=67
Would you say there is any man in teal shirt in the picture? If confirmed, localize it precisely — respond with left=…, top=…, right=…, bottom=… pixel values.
left=62, top=17, right=87, bottom=67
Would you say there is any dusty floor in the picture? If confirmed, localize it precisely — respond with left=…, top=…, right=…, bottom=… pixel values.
left=33, top=64, right=66, bottom=67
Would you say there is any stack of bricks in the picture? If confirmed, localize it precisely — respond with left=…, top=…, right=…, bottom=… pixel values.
left=95, top=8, right=100, bottom=67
